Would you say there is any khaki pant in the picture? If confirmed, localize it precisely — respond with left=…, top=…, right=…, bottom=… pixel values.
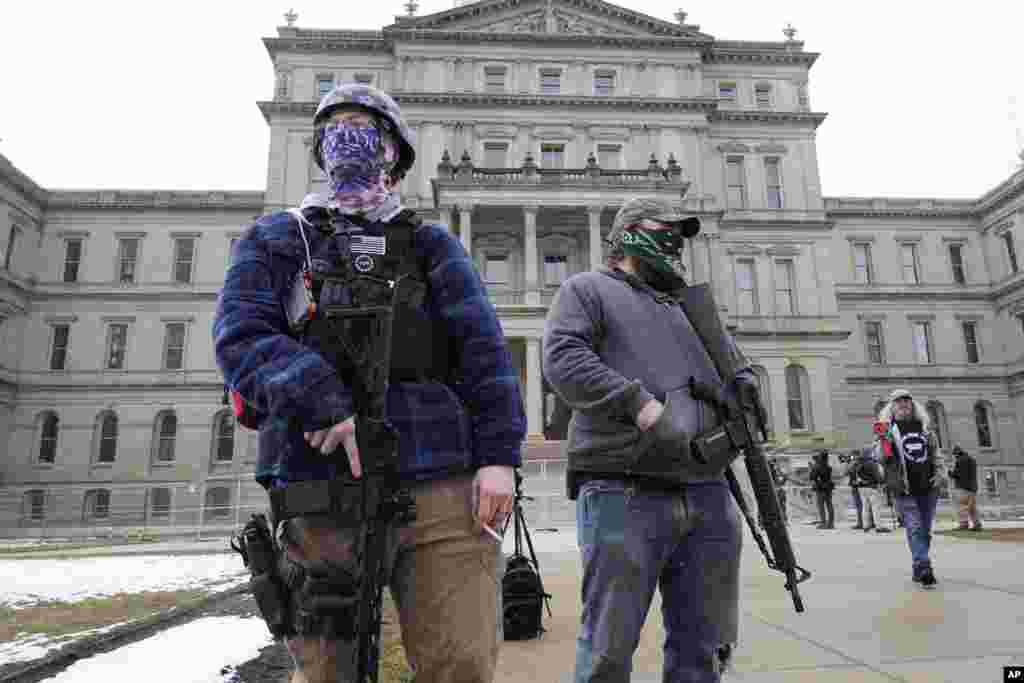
left=860, top=487, right=882, bottom=529
left=956, top=489, right=981, bottom=529
left=280, top=475, right=502, bottom=683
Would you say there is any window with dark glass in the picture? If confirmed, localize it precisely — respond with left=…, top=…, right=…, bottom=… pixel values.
left=948, top=243, right=966, bottom=284
left=865, top=321, right=884, bottom=364
left=962, top=321, right=979, bottom=363
left=98, top=413, right=118, bottom=463
left=173, top=238, right=195, bottom=284
left=39, top=414, right=59, bottom=463
left=974, top=403, right=992, bottom=448
left=118, top=238, right=139, bottom=284
left=50, top=324, right=69, bottom=370
left=63, top=239, right=83, bottom=283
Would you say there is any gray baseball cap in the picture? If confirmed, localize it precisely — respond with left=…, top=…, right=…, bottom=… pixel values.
left=608, top=197, right=701, bottom=247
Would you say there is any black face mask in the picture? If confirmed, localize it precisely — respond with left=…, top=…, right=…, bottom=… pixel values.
left=634, top=256, right=685, bottom=293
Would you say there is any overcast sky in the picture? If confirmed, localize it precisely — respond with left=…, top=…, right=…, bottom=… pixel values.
left=2, top=0, right=1021, bottom=199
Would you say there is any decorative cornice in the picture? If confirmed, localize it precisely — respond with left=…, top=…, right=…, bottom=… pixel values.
left=0, top=152, right=48, bottom=206
left=824, top=197, right=976, bottom=218
left=705, top=43, right=819, bottom=67
left=259, top=94, right=718, bottom=123
left=711, top=110, right=827, bottom=128
left=45, top=190, right=265, bottom=211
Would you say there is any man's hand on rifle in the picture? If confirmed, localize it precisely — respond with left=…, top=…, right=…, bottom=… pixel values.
left=636, top=398, right=664, bottom=431
left=304, top=417, right=363, bottom=479
left=473, top=465, right=515, bottom=533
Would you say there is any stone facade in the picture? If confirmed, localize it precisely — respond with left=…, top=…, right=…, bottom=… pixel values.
left=0, top=0, right=1021, bottom=535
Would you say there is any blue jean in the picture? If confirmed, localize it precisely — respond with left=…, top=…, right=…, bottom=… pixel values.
left=895, top=491, right=939, bottom=575
left=574, top=479, right=742, bottom=683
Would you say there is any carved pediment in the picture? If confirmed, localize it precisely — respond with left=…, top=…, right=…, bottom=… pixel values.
left=394, top=0, right=710, bottom=40
left=476, top=124, right=518, bottom=139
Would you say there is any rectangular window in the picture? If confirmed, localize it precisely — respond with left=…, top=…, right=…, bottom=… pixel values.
left=87, top=490, right=110, bottom=520
left=735, top=259, right=758, bottom=315
left=484, top=66, right=506, bottom=93
left=63, top=239, right=83, bottom=283
left=540, top=69, right=561, bottom=95
left=484, top=255, right=509, bottom=285
left=594, top=70, right=615, bottom=96
left=4, top=225, right=20, bottom=270
left=718, top=80, right=738, bottom=101
left=173, top=238, right=195, bottom=284
left=27, top=491, right=45, bottom=521
left=962, top=321, right=980, bottom=364
left=1002, top=231, right=1019, bottom=274
left=901, top=243, right=919, bottom=284
left=544, top=254, right=568, bottom=286
left=316, top=75, right=334, bottom=99
left=774, top=260, right=795, bottom=315
left=50, top=324, right=69, bottom=370
left=853, top=243, right=873, bottom=284
left=726, top=157, right=746, bottom=207
left=912, top=321, right=933, bottom=364
left=764, top=157, right=783, bottom=209
left=483, top=142, right=508, bottom=169
left=949, top=243, right=966, bottom=284
left=865, top=321, right=885, bottom=364
left=540, top=143, right=565, bottom=169
left=755, top=83, right=772, bottom=108
left=354, top=73, right=374, bottom=85
left=118, top=238, right=139, bottom=284
left=106, top=324, right=128, bottom=370
left=163, top=323, right=186, bottom=370
left=150, top=488, right=171, bottom=518
left=597, top=144, right=621, bottom=170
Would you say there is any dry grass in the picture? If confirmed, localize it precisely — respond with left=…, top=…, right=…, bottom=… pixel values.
left=935, top=527, right=1024, bottom=543
left=0, top=590, right=206, bottom=642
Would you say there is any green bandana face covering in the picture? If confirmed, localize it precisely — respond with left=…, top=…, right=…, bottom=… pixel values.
left=620, top=227, right=685, bottom=284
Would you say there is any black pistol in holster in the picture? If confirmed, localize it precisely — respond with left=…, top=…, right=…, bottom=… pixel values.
left=677, top=283, right=811, bottom=614
left=231, top=513, right=292, bottom=638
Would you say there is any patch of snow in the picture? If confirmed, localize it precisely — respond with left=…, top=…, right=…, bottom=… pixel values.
left=0, top=620, right=132, bottom=665
left=0, top=553, right=248, bottom=609
left=43, top=616, right=274, bottom=682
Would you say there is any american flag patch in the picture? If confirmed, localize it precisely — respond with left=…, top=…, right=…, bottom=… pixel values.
left=350, top=234, right=386, bottom=255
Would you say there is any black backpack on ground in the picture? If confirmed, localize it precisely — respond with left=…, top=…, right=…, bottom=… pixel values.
left=502, top=553, right=546, bottom=640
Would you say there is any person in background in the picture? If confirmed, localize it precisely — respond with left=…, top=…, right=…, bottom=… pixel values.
left=809, top=451, right=835, bottom=529
left=845, top=450, right=864, bottom=530
left=949, top=445, right=983, bottom=531
left=874, top=389, right=945, bottom=588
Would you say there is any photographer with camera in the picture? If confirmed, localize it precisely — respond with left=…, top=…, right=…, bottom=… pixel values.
left=849, top=448, right=888, bottom=533
left=809, top=451, right=836, bottom=529
left=840, top=451, right=864, bottom=530
left=544, top=197, right=756, bottom=681
left=949, top=446, right=983, bottom=531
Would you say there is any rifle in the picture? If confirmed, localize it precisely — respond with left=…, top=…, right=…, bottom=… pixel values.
left=677, top=284, right=811, bottom=614
left=320, top=273, right=417, bottom=682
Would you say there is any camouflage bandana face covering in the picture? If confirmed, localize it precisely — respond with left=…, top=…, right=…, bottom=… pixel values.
left=319, top=122, right=400, bottom=216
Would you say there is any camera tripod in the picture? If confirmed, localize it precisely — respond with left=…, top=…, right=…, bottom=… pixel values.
left=502, top=470, right=553, bottom=619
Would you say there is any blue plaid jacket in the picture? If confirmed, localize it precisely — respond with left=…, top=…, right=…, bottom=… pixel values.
left=212, top=209, right=526, bottom=487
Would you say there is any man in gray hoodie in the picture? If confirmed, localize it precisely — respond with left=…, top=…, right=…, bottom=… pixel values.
left=543, top=197, right=756, bottom=682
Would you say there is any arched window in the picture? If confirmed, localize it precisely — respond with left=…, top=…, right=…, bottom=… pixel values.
left=83, top=489, right=111, bottom=521
left=785, top=365, right=812, bottom=431
left=97, top=412, right=118, bottom=463
left=974, top=401, right=995, bottom=448
left=750, top=365, right=772, bottom=435
left=925, top=401, right=948, bottom=449
left=155, top=411, right=177, bottom=463
left=213, top=410, right=235, bottom=463
left=204, top=486, right=232, bottom=521
left=38, top=413, right=59, bottom=464
left=148, top=488, right=171, bottom=520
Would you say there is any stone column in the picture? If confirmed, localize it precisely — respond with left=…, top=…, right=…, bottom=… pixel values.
left=526, top=337, right=544, bottom=438
left=459, top=205, right=473, bottom=256
left=588, top=205, right=603, bottom=270
left=524, top=206, right=539, bottom=305
left=766, top=360, right=789, bottom=438
left=440, top=206, right=454, bottom=232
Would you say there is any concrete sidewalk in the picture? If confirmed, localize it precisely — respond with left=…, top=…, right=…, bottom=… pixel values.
left=496, top=523, right=1024, bottom=683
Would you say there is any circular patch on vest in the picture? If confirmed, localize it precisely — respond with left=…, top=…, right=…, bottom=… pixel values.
left=900, top=432, right=929, bottom=464
left=354, top=254, right=375, bottom=273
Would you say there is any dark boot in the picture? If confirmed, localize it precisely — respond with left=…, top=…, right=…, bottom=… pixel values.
left=919, top=568, right=937, bottom=588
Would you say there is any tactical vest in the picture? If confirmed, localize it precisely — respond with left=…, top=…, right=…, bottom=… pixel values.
left=227, top=208, right=453, bottom=430
left=296, top=207, right=454, bottom=387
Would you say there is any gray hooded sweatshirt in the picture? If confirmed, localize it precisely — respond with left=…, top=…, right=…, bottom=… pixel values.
left=543, top=267, right=752, bottom=495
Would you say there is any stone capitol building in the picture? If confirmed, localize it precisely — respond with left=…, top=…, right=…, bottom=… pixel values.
left=1, top=0, right=1022, bottom=535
